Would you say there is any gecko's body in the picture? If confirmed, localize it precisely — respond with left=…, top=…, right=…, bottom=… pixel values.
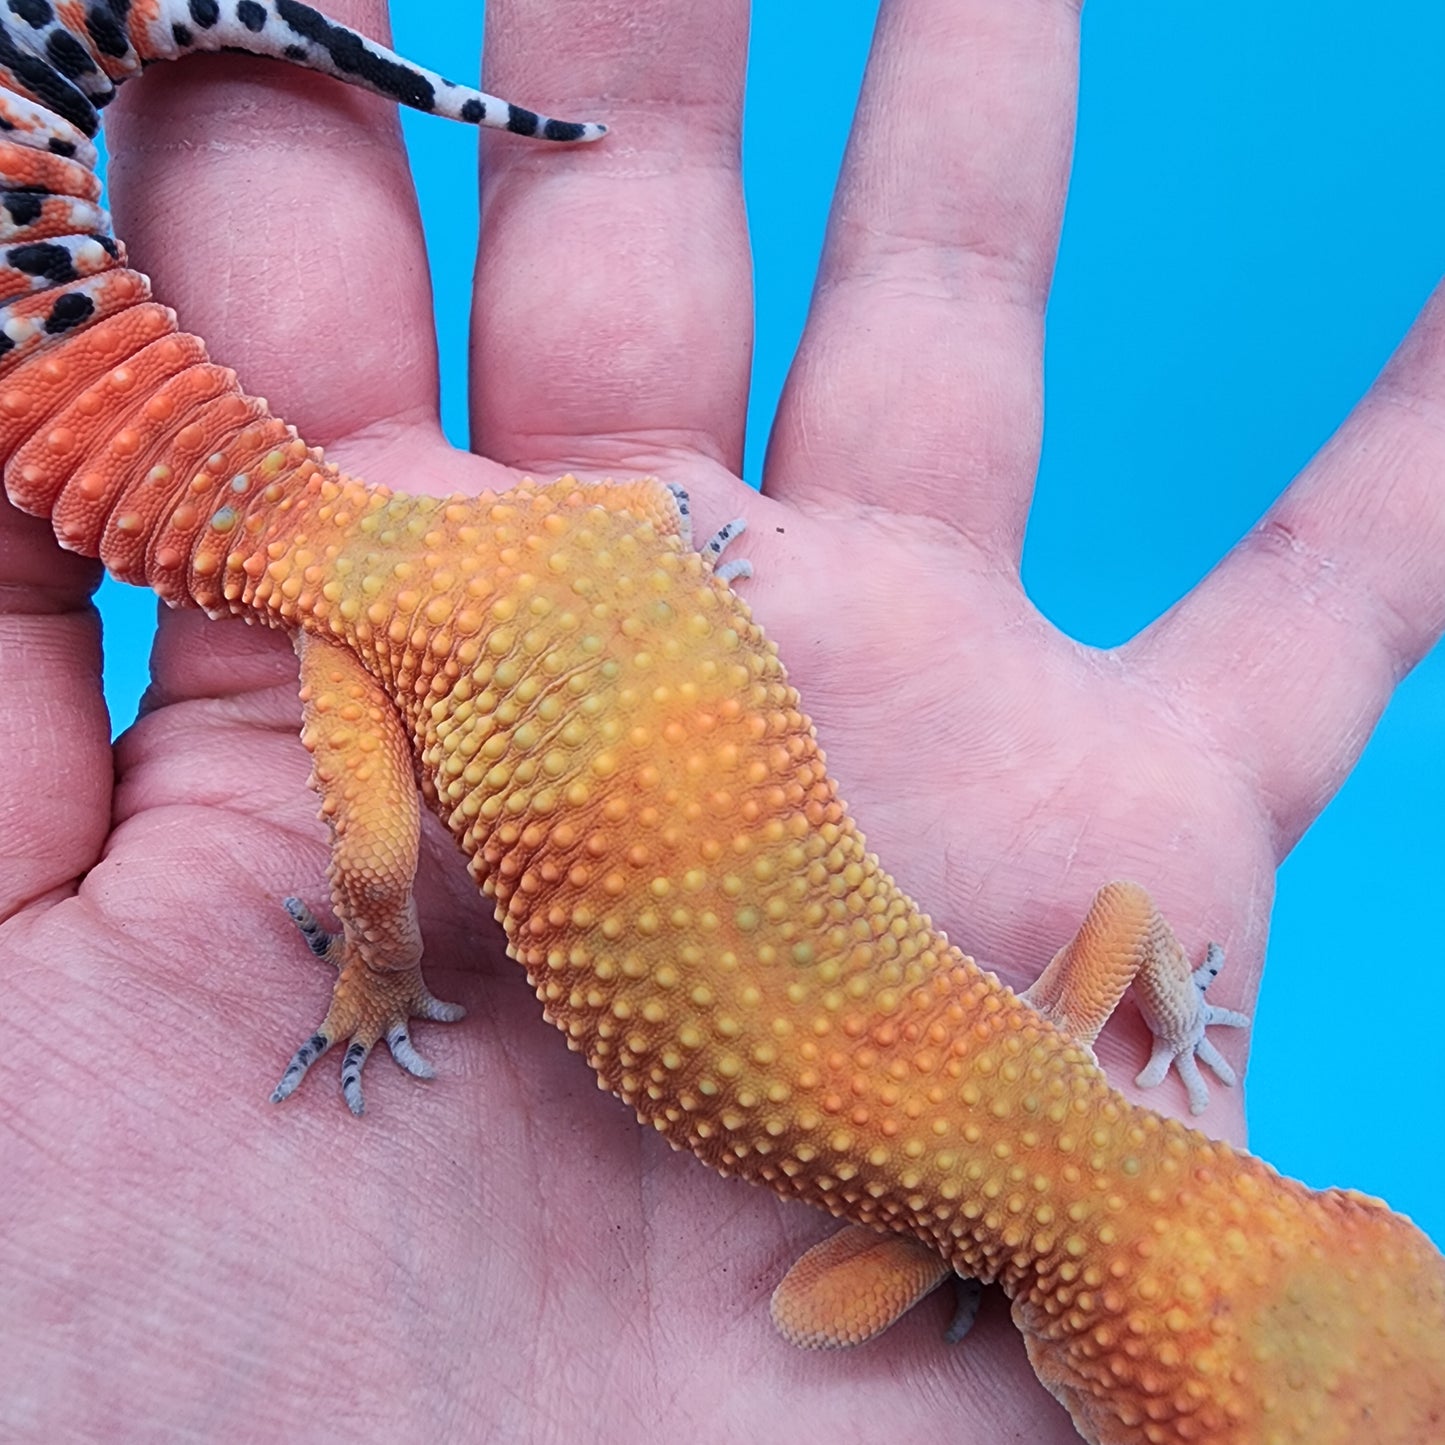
left=1, top=7, right=1442, bottom=1443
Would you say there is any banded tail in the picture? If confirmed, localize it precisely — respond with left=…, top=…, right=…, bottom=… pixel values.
left=0, top=0, right=606, bottom=142
left=0, top=2, right=603, bottom=605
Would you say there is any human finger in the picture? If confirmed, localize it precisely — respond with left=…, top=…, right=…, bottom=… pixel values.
left=100, top=0, right=443, bottom=448
left=471, top=0, right=753, bottom=480
left=767, top=0, right=1080, bottom=560
left=0, top=502, right=111, bottom=914
left=1139, top=280, right=1445, bottom=851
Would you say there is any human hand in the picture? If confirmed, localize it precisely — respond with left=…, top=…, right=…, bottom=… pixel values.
left=4, top=0, right=1443, bottom=1440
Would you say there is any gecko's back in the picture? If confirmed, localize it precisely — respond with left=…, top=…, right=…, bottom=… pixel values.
left=333, top=479, right=1445, bottom=1445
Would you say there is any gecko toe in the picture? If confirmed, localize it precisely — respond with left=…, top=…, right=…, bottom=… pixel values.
left=701, top=517, right=753, bottom=584
left=283, top=897, right=339, bottom=963
left=1195, top=1035, right=1238, bottom=1088
left=944, top=1276, right=984, bottom=1344
left=1135, top=1038, right=1174, bottom=1094
left=664, top=482, right=694, bottom=548
left=415, top=993, right=466, bottom=1024
left=1174, top=1050, right=1211, bottom=1115
left=340, top=1039, right=372, bottom=1116
left=1204, top=1003, right=1250, bottom=1031
left=1190, top=941, right=1225, bottom=990
left=271, top=1030, right=333, bottom=1104
left=385, top=1023, right=436, bottom=1080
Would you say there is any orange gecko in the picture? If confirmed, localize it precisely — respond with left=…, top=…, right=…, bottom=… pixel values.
left=0, top=6, right=1442, bottom=1443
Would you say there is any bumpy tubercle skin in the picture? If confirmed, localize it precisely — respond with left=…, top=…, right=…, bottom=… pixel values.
left=309, top=481, right=1445, bottom=1445
left=0, top=9, right=1443, bottom=1445
left=24, top=446, right=1445, bottom=1443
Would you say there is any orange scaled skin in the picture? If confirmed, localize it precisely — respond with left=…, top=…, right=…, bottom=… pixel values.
left=90, top=447, right=1437, bottom=1445
left=304, top=477, right=1445, bottom=1445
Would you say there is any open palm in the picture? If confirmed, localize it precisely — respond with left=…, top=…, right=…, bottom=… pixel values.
left=4, top=1, right=1443, bottom=1440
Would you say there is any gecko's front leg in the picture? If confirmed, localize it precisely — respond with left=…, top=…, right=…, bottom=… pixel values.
left=271, top=632, right=464, bottom=1115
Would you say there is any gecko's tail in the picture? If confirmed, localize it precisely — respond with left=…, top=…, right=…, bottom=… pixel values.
left=1015, top=1168, right=1445, bottom=1445
left=0, top=1, right=601, bottom=604
left=0, top=0, right=605, bottom=143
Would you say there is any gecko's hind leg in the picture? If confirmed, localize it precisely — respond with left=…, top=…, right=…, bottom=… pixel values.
left=945, top=1276, right=984, bottom=1344
left=270, top=633, right=465, bottom=1116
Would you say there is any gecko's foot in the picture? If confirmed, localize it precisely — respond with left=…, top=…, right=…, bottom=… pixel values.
left=665, top=483, right=753, bottom=582
left=944, top=1276, right=984, bottom=1344
left=271, top=899, right=465, bottom=1115
left=1135, top=942, right=1249, bottom=1116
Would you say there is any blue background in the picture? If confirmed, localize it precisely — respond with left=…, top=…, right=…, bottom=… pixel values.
left=95, top=1, right=1444, bottom=1243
